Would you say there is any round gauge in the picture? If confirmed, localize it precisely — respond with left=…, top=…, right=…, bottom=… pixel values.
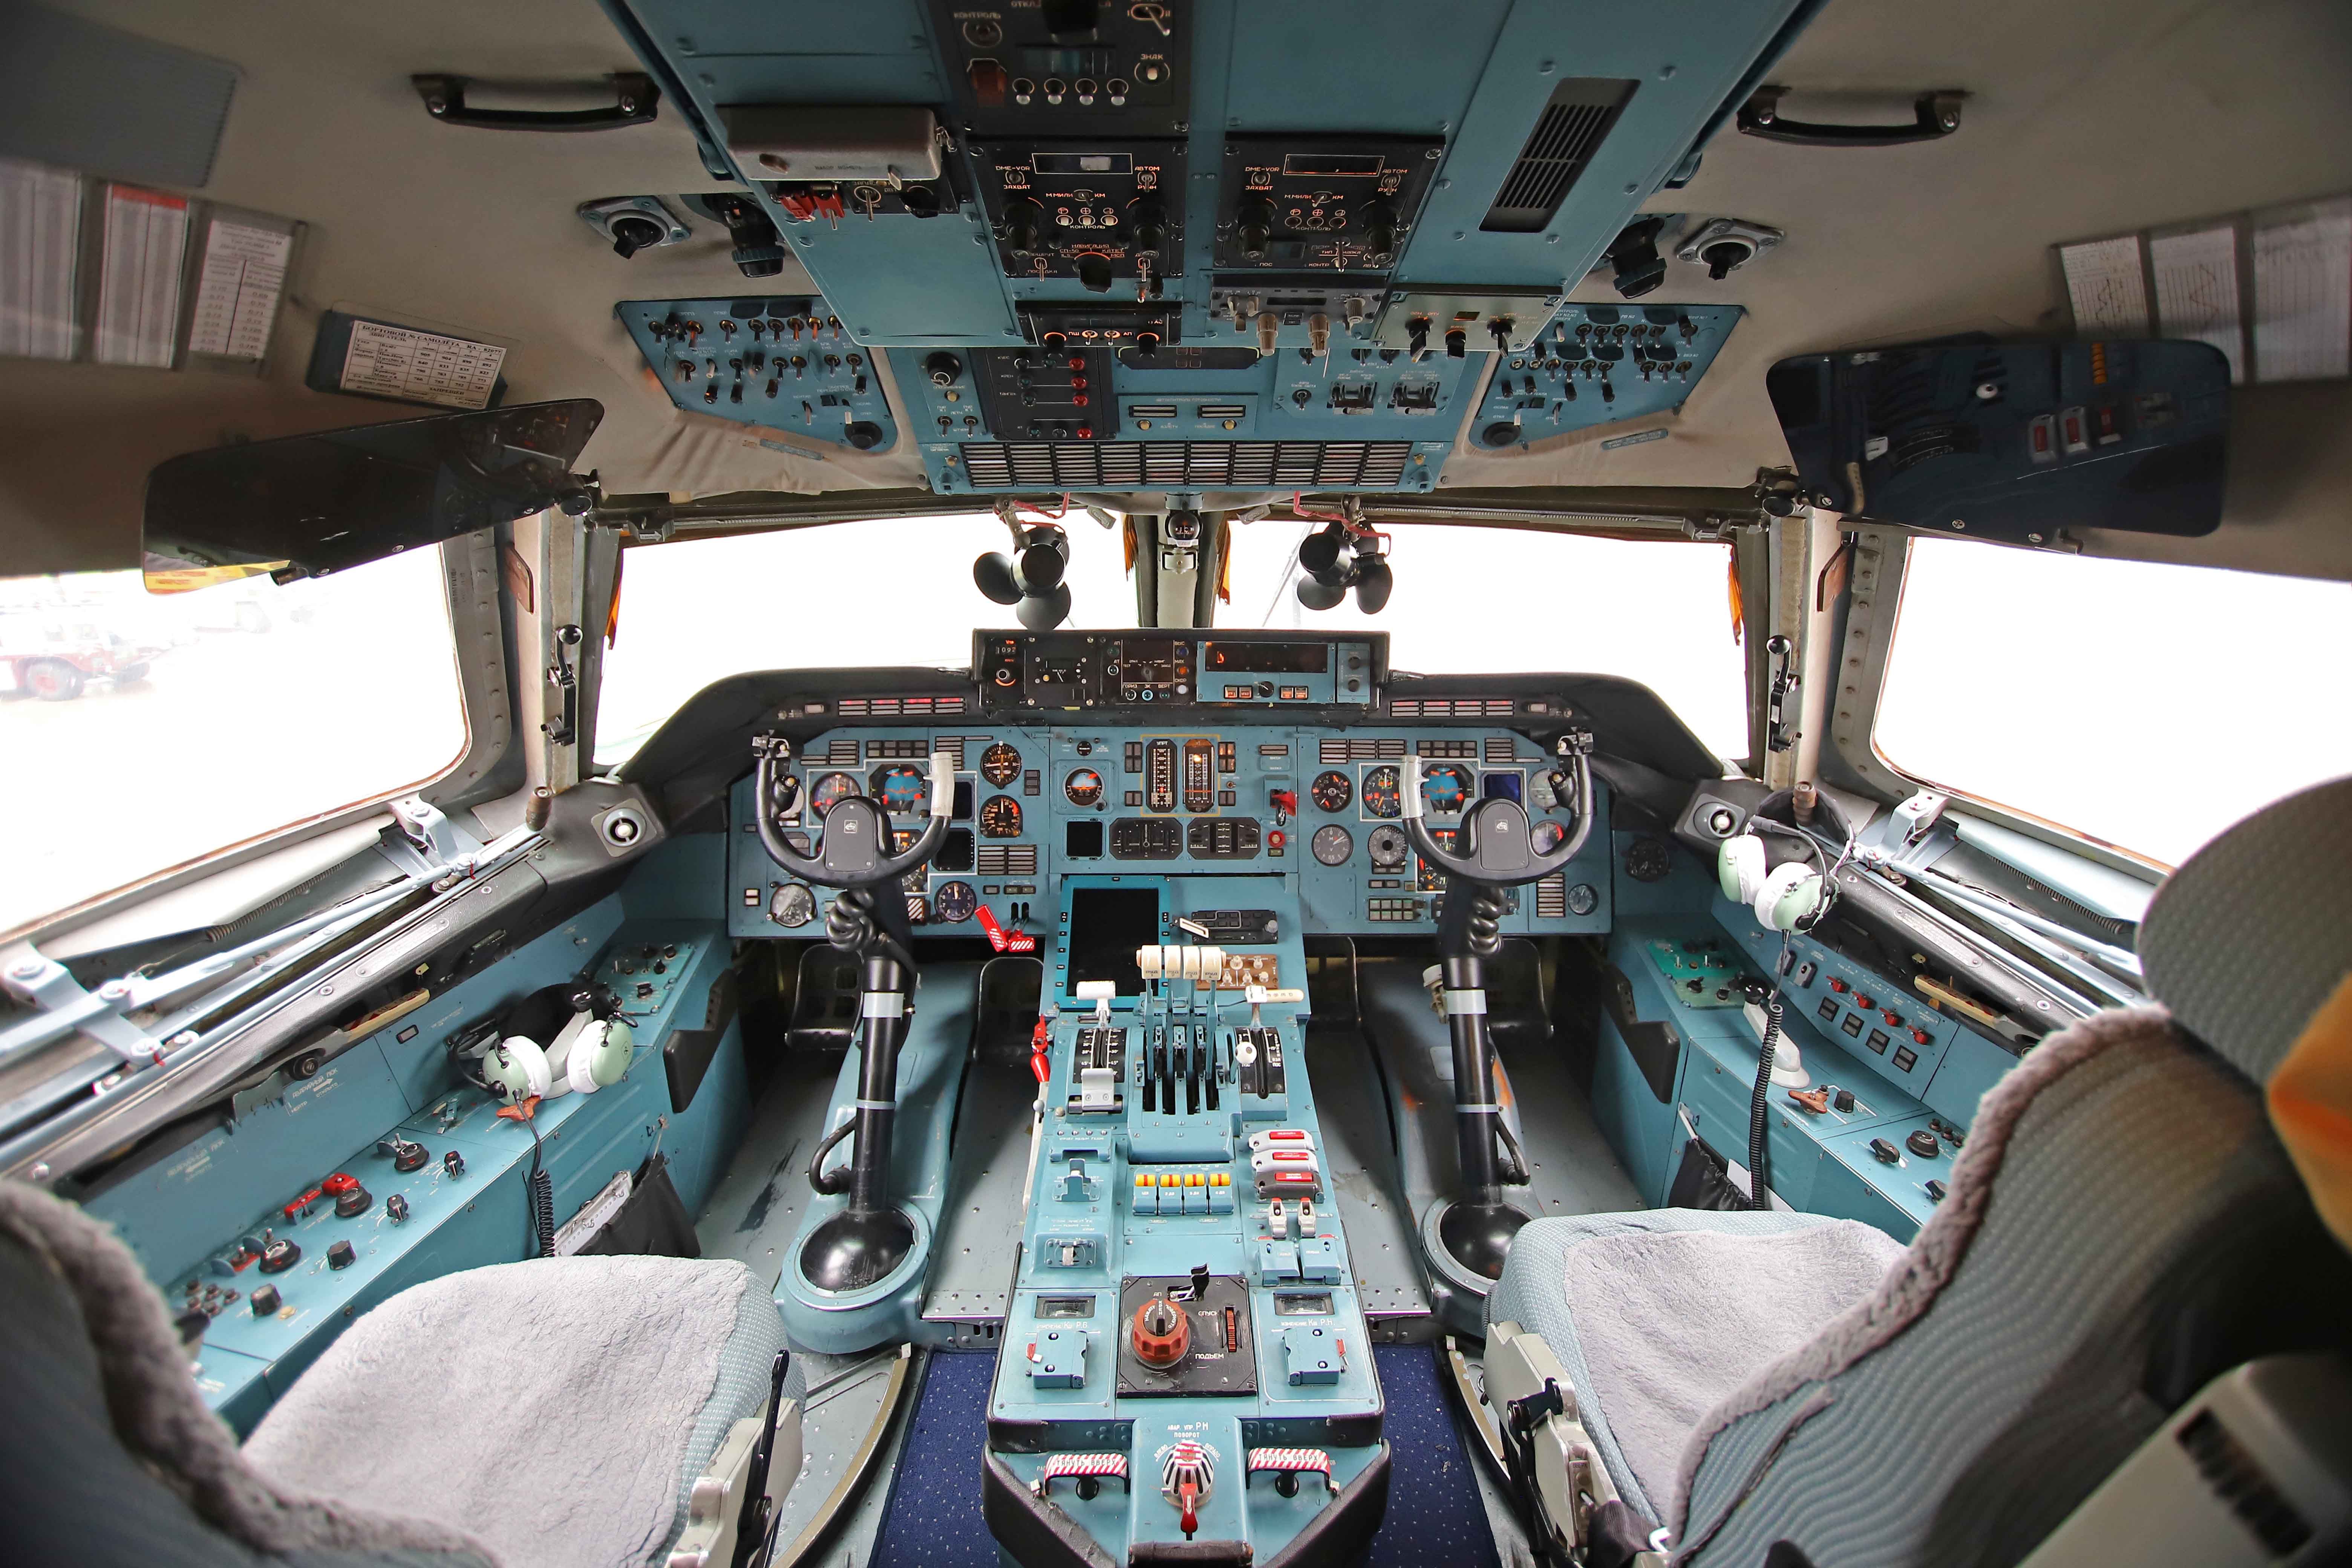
left=769, top=771, right=801, bottom=818
left=980, top=795, right=1023, bottom=838
left=1625, top=837, right=1672, bottom=883
left=1367, top=823, right=1409, bottom=870
left=768, top=883, right=815, bottom=928
left=932, top=880, right=979, bottom=923
left=1361, top=766, right=1402, bottom=819
left=1311, top=824, right=1355, bottom=867
left=1421, top=764, right=1474, bottom=814
left=980, top=742, right=1022, bottom=787
left=1064, top=768, right=1104, bottom=807
left=870, top=763, right=927, bottom=815
left=1310, top=770, right=1353, bottom=813
left=1531, top=819, right=1567, bottom=855
left=1565, top=882, right=1600, bottom=916
left=809, top=772, right=860, bottom=818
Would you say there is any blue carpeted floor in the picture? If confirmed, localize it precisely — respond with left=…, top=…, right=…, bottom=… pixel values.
left=869, top=1344, right=1501, bottom=1568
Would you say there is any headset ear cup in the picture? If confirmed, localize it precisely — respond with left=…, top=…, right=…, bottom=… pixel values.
left=1754, top=862, right=1825, bottom=932
left=1718, top=834, right=1767, bottom=904
left=566, top=1020, right=635, bottom=1093
left=488, top=1036, right=552, bottom=1100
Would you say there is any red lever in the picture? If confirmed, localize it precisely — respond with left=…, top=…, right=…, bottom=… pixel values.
left=975, top=905, right=1037, bottom=954
left=1179, top=1483, right=1199, bottom=1539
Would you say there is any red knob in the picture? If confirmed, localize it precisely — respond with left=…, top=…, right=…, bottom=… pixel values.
left=1913, top=1028, right=1931, bottom=1045
left=1066, top=355, right=1085, bottom=371
left=1855, top=995, right=1875, bottom=1010
left=1828, top=979, right=1847, bottom=993
left=1070, top=375, right=1087, bottom=391
left=1075, top=423, right=1093, bottom=438
left=1071, top=391, right=1088, bottom=406
left=1883, top=1011, right=1900, bottom=1026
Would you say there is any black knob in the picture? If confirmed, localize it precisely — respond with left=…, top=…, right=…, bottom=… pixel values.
left=1701, top=240, right=1749, bottom=280
left=1005, top=199, right=1047, bottom=254
left=1130, top=197, right=1167, bottom=253
left=385, top=1193, right=410, bottom=1224
left=385, top=1138, right=427, bottom=1173
left=251, top=1284, right=282, bottom=1316
left=1236, top=200, right=1274, bottom=261
left=1925, top=1179, right=1949, bottom=1203
left=332, top=1184, right=372, bottom=1219
left=1906, top=1129, right=1942, bottom=1159
left=609, top=212, right=665, bottom=260
left=443, top=1149, right=465, bottom=1179
left=326, top=1239, right=356, bottom=1271
left=1359, top=203, right=1398, bottom=266
left=1132, top=329, right=1161, bottom=358
left=1869, top=1137, right=1901, bottom=1165
left=258, top=1238, right=301, bottom=1273
left=1832, top=1087, right=1856, bottom=1113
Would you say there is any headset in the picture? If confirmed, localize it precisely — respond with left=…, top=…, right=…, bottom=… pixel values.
left=1717, top=787, right=1857, bottom=934
left=460, top=982, right=633, bottom=1102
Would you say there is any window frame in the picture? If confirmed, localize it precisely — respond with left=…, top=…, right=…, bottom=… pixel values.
left=10, top=530, right=515, bottom=946
left=1828, top=526, right=2173, bottom=880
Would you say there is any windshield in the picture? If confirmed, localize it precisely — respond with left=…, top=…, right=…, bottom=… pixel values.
left=597, top=514, right=1748, bottom=764
left=0, top=550, right=469, bottom=936
left=1875, top=538, right=2352, bottom=867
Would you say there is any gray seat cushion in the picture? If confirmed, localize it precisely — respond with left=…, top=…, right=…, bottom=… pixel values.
left=1487, top=1208, right=1903, bottom=1524
left=245, top=1256, right=790, bottom=1568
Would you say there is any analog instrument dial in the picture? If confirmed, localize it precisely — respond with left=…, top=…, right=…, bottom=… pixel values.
left=1421, top=764, right=1473, bottom=814
left=1531, top=819, right=1567, bottom=855
left=980, top=742, right=1022, bottom=787
left=768, top=883, right=815, bottom=927
left=1064, top=768, right=1104, bottom=807
left=1309, top=770, right=1353, bottom=812
left=809, top=772, right=860, bottom=818
left=1367, top=823, right=1409, bottom=870
left=870, top=763, right=927, bottom=815
left=1360, top=765, right=1402, bottom=819
left=980, top=795, right=1023, bottom=838
left=932, top=880, right=979, bottom=923
left=1310, top=824, right=1355, bottom=867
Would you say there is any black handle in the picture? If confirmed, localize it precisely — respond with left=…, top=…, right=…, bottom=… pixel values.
left=1737, top=86, right=1962, bottom=148
left=413, top=73, right=659, bottom=132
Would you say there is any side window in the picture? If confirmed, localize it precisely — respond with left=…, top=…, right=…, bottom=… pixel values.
left=1872, top=537, right=2352, bottom=865
left=0, top=549, right=470, bottom=934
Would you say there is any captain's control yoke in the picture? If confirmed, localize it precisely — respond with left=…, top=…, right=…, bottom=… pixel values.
left=753, top=736, right=953, bottom=1293
left=1400, top=732, right=1594, bottom=1280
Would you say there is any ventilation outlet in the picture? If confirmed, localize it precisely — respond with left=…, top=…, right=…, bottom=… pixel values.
left=2177, top=1410, right=2313, bottom=1558
left=1481, top=78, right=1638, bottom=234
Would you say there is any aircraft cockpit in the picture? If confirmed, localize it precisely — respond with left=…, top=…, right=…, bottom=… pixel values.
left=4, top=3, right=2352, bottom=1566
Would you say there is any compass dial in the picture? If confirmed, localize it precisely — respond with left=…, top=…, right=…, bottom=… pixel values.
left=1367, top=823, right=1409, bottom=870
left=1309, top=769, right=1353, bottom=812
left=1360, top=766, right=1402, bottom=819
left=980, top=742, right=1022, bottom=787
left=980, top=795, right=1023, bottom=838
left=1421, top=764, right=1473, bottom=814
left=1064, top=768, right=1104, bottom=807
left=808, top=772, right=860, bottom=818
left=870, top=763, right=927, bottom=815
left=1311, top=824, right=1355, bottom=867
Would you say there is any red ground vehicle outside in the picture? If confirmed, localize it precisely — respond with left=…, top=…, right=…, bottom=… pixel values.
left=0, top=614, right=168, bottom=701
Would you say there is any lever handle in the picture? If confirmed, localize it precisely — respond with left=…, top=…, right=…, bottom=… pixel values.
left=1736, top=87, right=1963, bottom=148
left=413, top=73, right=660, bottom=133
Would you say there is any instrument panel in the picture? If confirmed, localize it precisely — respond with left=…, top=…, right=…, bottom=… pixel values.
left=728, top=721, right=1609, bottom=942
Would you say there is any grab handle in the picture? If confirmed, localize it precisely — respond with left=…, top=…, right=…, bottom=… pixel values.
left=412, top=73, right=659, bottom=132
left=1736, top=86, right=1963, bottom=148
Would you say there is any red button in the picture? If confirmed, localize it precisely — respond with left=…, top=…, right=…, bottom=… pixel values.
left=1268, top=830, right=1286, bottom=850
left=320, top=1172, right=361, bottom=1195
left=1828, top=979, right=1846, bottom=993
left=1071, top=392, right=1088, bottom=406
left=1075, top=424, right=1093, bottom=438
left=1067, top=356, right=1085, bottom=372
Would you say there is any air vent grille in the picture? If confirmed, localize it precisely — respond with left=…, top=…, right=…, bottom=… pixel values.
left=977, top=844, right=1038, bottom=876
left=818, top=739, right=861, bottom=763
left=1392, top=697, right=1516, bottom=719
left=1535, top=876, right=1567, bottom=919
left=1481, top=78, right=1638, bottom=234
left=960, top=440, right=1414, bottom=491
left=1318, top=737, right=1408, bottom=764
left=1484, top=736, right=1521, bottom=763
left=835, top=695, right=968, bottom=719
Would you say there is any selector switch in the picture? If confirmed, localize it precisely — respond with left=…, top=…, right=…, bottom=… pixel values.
left=326, top=1239, right=357, bottom=1271
left=1130, top=1295, right=1191, bottom=1368
left=250, top=1284, right=282, bottom=1316
left=1906, top=1129, right=1942, bottom=1159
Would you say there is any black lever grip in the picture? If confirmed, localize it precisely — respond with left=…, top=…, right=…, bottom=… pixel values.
left=753, top=741, right=952, bottom=889
left=413, top=73, right=660, bottom=133
left=1736, top=86, right=1963, bottom=149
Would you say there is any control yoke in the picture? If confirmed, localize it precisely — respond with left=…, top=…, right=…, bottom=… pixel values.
left=752, top=740, right=953, bottom=888
left=1400, top=741, right=1593, bottom=887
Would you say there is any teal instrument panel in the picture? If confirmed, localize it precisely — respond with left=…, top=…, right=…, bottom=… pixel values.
left=616, top=296, right=898, bottom=452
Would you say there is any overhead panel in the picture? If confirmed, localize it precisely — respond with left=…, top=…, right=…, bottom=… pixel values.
left=600, top=0, right=1817, bottom=492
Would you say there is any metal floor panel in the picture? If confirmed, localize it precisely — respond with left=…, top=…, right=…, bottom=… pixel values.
left=771, top=1344, right=920, bottom=1567
left=1303, top=1026, right=1432, bottom=1326
left=694, top=1053, right=845, bottom=1293
left=1493, top=1026, right=1646, bottom=1219
left=921, top=1051, right=1039, bottom=1323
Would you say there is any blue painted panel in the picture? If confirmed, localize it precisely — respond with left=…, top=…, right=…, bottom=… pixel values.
left=1588, top=1011, right=1681, bottom=1208
left=783, top=210, right=1023, bottom=346
left=617, top=298, right=902, bottom=449
left=1923, top=1027, right=2021, bottom=1130
left=1464, top=303, right=1742, bottom=449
